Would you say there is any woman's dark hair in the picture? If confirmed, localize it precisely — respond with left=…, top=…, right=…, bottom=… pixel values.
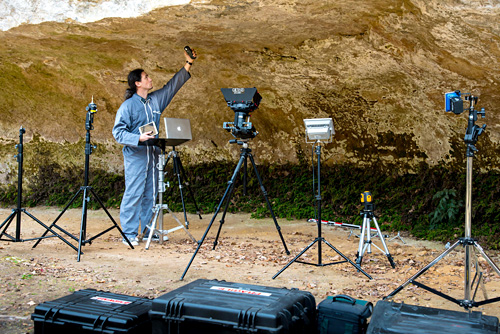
left=124, top=68, right=144, bottom=100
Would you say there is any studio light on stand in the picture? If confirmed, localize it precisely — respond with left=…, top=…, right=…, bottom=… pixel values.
left=273, top=118, right=372, bottom=279
left=304, top=118, right=334, bottom=143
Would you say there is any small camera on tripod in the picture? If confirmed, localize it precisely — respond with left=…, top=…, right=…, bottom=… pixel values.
left=221, top=87, right=261, bottom=140
left=445, top=90, right=464, bottom=114
left=445, top=90, right=480, bottom=115
left=445, top=90, right=486, bottom=152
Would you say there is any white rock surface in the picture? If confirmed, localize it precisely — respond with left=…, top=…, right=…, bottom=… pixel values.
left=0, top=0, right=191, bottom=31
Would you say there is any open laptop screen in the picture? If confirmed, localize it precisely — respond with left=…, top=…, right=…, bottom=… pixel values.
left=163, top=118, right=192, bottom=146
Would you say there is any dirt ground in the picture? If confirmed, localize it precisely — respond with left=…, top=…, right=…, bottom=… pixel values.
left=0, top=207, right=499, bottom=333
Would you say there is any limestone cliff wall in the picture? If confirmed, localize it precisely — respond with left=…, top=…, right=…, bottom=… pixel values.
left=0, top=0, right=499, bottom=184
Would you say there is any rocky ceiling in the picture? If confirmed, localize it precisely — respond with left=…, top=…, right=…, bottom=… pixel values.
left=0, top=0, right=499, bottom=182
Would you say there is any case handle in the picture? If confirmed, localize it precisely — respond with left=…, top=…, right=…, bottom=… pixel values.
left=329, top=294, right=356, bottom=305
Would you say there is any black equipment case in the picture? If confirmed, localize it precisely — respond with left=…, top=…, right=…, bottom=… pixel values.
left=149, top=279, right=316, bottom=334
left=31, top=288, right=152, bottom=333
left=366, top=300, right=499, bottom=334
left=317, top=295, right=373, bottom=334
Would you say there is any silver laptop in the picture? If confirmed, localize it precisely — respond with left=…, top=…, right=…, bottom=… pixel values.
left=163, top=117, right=192, bottom=146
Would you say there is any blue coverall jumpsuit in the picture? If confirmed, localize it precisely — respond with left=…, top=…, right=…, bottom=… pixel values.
left=112, top=67, right=191, bottom=241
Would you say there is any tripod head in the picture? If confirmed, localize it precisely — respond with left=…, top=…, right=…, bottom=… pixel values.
left=83, top=98, right=97, bottom=157
left=464, top=96, right=486, bottom=156
left=445, top=91, right=486, bottom=156
left=229, top=138, right=251, bottom=147
left=14, top=126, right=25, bottom=163
left=85, top=97, right=97, bottom=131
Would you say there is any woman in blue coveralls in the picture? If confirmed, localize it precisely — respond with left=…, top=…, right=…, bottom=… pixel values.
left=113, top=48, right=197, bottom=246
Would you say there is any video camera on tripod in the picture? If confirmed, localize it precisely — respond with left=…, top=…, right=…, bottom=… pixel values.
left=221, top=87, right=261, bottom=141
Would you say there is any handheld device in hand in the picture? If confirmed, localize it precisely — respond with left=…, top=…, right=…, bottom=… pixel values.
left=184, top=46, right=197, bottom=59
left=139, top=122, right=158, bottom=136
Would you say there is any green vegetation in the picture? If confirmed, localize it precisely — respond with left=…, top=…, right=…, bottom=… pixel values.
left=429, top=189, right=463, bottom=230
left=1, top=160, right=499, bottom=250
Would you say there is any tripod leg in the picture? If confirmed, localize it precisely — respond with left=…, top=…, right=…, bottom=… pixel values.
left=384, top=239, right=461, bottom=300
left=473, top=241, right=500, bottom=276
left=361, top=243, right=370, bottom=261
left=358, top=242, right=371, bottom=268
left=243, top=155, right=248, bottom=196
left=470, top=252, right=487, bottom=302
left=273, top=239, right=320, bottom=279
left=366, top=218, right=372, bottom=254
left=165, top=206, right=197, bottom=243
left=356, top=214, right=368, bottom=264
left=177, top=157, right=203, bottom=220
left=0, top=210, right=18, bottom=241
left=248, top=153, right=290, bottom=255
left=32, top=188, right=83, bottom=248
left=213, top=184, right=236, bottom=250
left=462, top=243, right=500, bottom=308
left=145, top=206, right=161, bottom=250
left=181, top=155, right=246, bottom=280
left=164, top=151, right=173, bottom=168
left=371, top=217, right=396, bottom=268
left=20, top=209, right=72, bottom=244
left=173, top=156, right=189, bottom=228
left=322, top=238, right=372, bottom=279
left=388, top=231, right=406, bottom=244
left=76, top=187, right=91, bottom=261
left=212, top=154, right=248, bottom=250
left=83, top=188, right=133, bottom=248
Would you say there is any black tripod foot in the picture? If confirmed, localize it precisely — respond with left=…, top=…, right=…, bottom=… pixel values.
left=387, top=254, right=396, bottom=269
left=355, top=250, right=364, bottom=267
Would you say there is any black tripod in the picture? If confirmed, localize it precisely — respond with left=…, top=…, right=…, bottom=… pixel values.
left=164, top=146, right=202, bottom=228
left=385, top=95, right=500, bottom=309
left=181, top=139, right=290, bottom=280
left=0, top=127, right=71, bottom=246
left=33, top=99, right=133, bottom=261
left=273, top=142, right=372, bottom=279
